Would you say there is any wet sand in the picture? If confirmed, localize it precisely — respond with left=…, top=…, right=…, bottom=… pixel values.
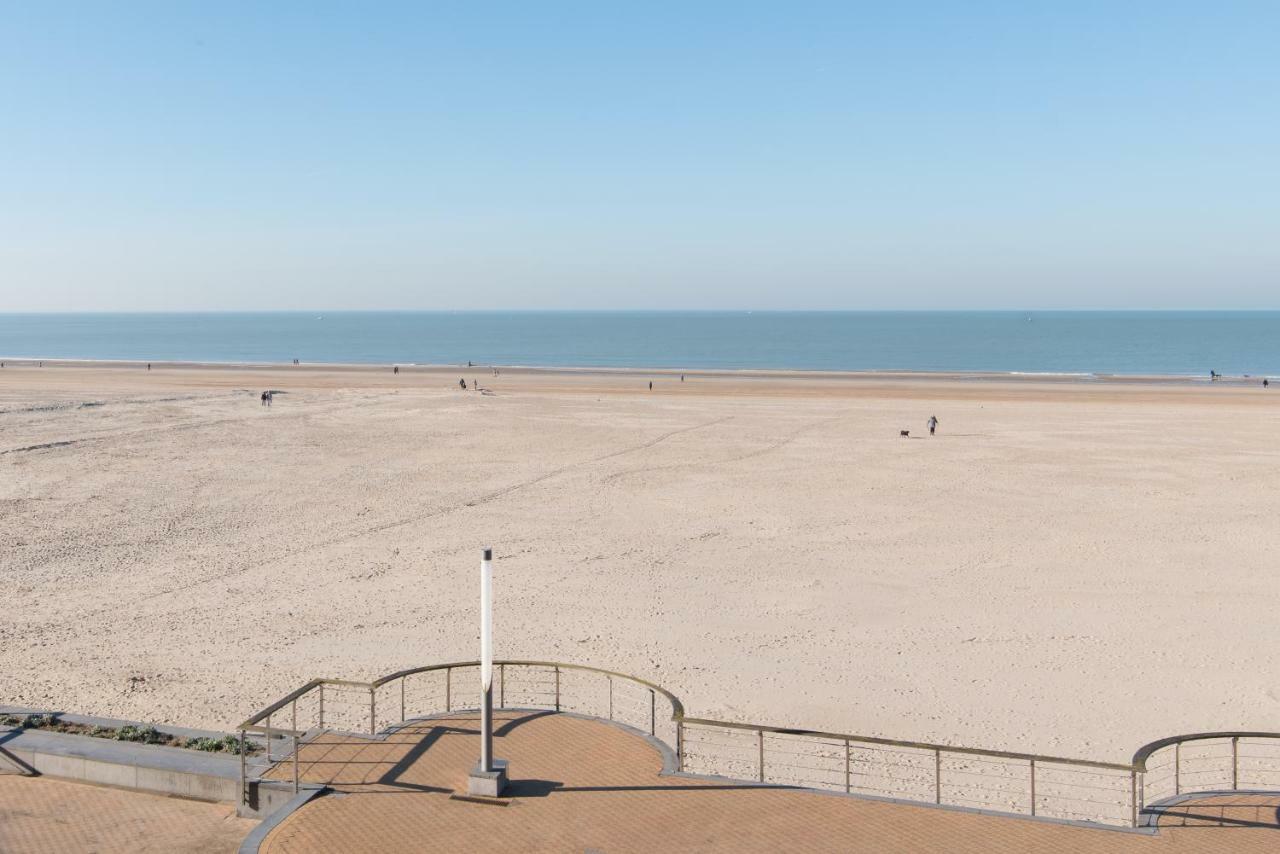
left=2, top=361, right=1278, bottom=762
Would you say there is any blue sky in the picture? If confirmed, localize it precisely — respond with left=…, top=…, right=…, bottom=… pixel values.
left=2, top=2, right=1277, bottom=310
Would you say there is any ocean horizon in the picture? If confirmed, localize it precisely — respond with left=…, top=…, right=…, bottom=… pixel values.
left=2, top=310, right=1278, bottom=376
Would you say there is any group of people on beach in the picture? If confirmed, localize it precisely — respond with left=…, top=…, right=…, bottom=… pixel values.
left=1212, top=370, right=1273, bottom=388
left=260, top=390, right=273, bottom=407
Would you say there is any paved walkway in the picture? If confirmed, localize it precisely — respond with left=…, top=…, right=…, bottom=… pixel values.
left=0, top=775, right=255, bottom=854
left=258, top=711, right=1278, bottom=853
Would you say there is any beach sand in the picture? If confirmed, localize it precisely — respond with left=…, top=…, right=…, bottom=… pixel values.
left=2, top=362, right=1277, bottom=764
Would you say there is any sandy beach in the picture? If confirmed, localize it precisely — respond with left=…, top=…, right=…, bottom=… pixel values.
left=2, top=362, right=1278, bottom=764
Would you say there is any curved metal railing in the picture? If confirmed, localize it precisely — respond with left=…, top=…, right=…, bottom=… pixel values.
left=236, top=661, right=1279, bottom=829
left=1133, top=731, right=1280, bottom=815
left=234, top=661, right=685, bottom=809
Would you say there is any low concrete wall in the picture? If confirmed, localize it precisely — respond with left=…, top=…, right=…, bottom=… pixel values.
left=0, top=708, right=350, bottom=834
left=1, top=723, right=310, bottom=821
left=239, top=779, right=304, bottom=820
left=5, top=740, right=240, bottom=801
left=0, top=745, right=36, bottom=775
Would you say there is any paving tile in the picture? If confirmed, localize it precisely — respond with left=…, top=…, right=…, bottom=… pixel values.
left=0, top=775, right=255, bottom=854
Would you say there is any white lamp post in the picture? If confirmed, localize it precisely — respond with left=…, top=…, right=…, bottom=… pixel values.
left=468, top=547, right=508, bottom=796
left=480, top=546, right=494, bottom=771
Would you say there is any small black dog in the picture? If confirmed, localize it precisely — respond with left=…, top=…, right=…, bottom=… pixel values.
left=900, top=430, right=910, bottom=438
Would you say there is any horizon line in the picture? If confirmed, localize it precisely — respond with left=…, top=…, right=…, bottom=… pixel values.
left=5, top=308, right=1280, bottom=315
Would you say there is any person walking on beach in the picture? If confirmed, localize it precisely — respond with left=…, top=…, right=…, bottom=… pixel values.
left=648, top=381, right=653, bottom=391
left=460, top=378, right=467, bottom=390
left=928, top=415, right=938, bottom=436
left=1265, top=379, right=1270, bottom=389
left=393, top=365, right=399, bottom=375
left=260, top=391, right=268, bottom=407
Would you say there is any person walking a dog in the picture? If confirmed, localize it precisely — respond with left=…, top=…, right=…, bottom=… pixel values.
left=928, top=415, right=938, bottom=436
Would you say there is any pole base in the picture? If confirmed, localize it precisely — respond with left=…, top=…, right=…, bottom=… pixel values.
left=467, top=759, right=509, bottom=798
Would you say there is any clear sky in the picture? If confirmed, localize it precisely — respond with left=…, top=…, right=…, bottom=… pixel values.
left=2, top=2, right=1277, bottom=311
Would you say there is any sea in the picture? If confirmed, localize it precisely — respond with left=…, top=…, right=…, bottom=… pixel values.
left=1, top=311, right=1277, bottom=377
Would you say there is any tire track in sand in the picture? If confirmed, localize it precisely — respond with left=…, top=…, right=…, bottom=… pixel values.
left=74, top=415, right=734, bottom=615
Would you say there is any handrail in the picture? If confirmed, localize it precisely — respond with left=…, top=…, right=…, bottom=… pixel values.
left=371, top=659, right=686, bottom=719
left=1132, top=731, right=1280, bottom=771
left=241, top=659, right=1133, bottom=771
left=680, top=715, right=1133, bottom=771
left=237, top=679, right=326, bottom=732
left=237, top=677, right=375, bottom=733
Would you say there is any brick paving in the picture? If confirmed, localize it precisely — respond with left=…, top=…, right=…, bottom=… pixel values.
left=0, top=774, right=256, bottom=854
left=1149, top=793, right=1280, bottom=829
left=256, top=711, right=1278, bottom=853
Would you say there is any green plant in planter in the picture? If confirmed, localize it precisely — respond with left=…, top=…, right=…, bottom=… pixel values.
left=115, top=725, right=166, bottom=744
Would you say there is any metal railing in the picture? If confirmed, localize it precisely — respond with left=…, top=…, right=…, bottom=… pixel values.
left=235, top=661, right=683, bottom=808
left=1134, top=732, right=1280, bottom=813
left=678, top=718, right=1140, bottom=826
left=236, top=661, right=1280, bottom=829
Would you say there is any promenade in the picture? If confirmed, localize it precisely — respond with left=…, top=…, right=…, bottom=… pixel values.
left=253, top=710, right=1279, bottom=853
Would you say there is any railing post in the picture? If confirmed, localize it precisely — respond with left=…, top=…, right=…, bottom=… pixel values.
left=758, top=729, right=765, bottom=782
left=1131, top=769, right=1138, bottom=828
left=369, top=687, right=376, bottom=735
left=1029, top=759, right=1036, bottom=816
left=400, top=677, right=406, bottom=723
left=1232, top=736, right=1239, bottom=790
left=844, top=739, right=851, bottom=794
left=649, top=689, right=655, bottom=736
left=677, top=721, right=684, bottom=772
left=500, top=664, right=505, bottom=708
left=239, top=729, right=247, bottom=807
left=934, top=749, right=941, bottom=804
left=555, top=666, right=561, bottom=712
left=291, top=700, right=299, bottom=794
left=1174, top=742, right=1180, bottom=795
left=265, top=714, right=272, bottom=763
left=446, top=667, right=451, bottom=712
left=608, top=676, right=613, bottom=720
left=318, top=684, right=325, bottom=729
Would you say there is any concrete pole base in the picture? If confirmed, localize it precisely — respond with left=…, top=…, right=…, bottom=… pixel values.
left=467, top=759, right=509, bottom=798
